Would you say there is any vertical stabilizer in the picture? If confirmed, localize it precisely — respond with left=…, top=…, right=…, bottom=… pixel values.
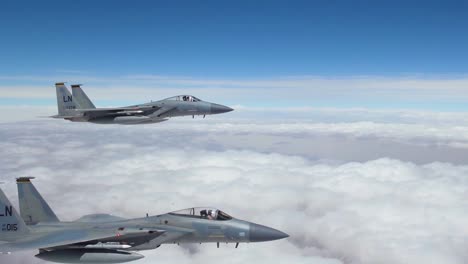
left=71, top=84, right=96, bottom=109
left=16, top=177, right=59, bottom=225
left=0, top=183, right=29, bottom=242
left=55, top=82, right=79, bottom=116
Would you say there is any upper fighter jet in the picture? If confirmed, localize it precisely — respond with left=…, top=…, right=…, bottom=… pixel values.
left=51, top=83, right=233, bottom=124
left=0, top=178, right=288, bottom=263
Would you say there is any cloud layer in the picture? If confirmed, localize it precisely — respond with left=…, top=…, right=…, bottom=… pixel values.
left=2, top=74, right=468, bottom=108
left=1, top=120, right=468, bottom=264
left=5, top=115, right=468, bottom=164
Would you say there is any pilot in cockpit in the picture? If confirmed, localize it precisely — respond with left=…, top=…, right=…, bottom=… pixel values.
left=200, top=209, right=217, bottom=220
left=182, top=95, right=194, bottom=102
left=207, top=210, right=216, bottom=220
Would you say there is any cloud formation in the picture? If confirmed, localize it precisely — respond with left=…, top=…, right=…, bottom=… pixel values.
left=1, top=120, right=468, bottom=264
left=1, top=74, right=468, bottom=108
left=5, top=114, right=468, bottom=163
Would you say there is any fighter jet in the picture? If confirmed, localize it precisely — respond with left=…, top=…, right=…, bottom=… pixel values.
left=51, top=83, right=233, bottom=124
left=0, top=178, right=288, bottom=263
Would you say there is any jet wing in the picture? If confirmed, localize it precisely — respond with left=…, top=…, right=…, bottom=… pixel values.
left=76, top=106, right=161, bottom=118
left=150, top=229, right=190, bottom=244
left=51, top=229, right=166, bottom=250
left=148, top=106, right=178, bottom=118
left=49, top=114, right=79, bottom=119
left=1, top=228, right=164, bottom=253
left=129, top=226, right=194, bottom=250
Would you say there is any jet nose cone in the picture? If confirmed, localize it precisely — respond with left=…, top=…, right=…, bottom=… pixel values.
left=249, top=223, right=289, bottom=242
left=210, top=103, right=234, bottom=114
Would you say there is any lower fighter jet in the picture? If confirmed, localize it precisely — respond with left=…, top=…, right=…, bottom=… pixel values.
left=0, top=178, right=288, bottom=263
left=51, top=83, right=233, bottom=124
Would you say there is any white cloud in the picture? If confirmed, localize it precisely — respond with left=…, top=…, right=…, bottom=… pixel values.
left=5, top=116, right=468, bottom=165
left=1, top=121, right=468, bottom=264
left=1, top=74, right=468, bottom=105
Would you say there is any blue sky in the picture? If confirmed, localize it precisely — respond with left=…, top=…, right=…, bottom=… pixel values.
left=0, top=0, right=468, bottom=110
left=1, top=0, right=467, bottom=77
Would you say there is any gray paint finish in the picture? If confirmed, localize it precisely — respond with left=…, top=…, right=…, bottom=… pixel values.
left=51, top=83, right=233, bottom=124
left=0, top=179, right=288, bottom=263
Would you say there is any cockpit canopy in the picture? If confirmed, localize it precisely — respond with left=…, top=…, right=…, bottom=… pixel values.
left=165, top=95, right=202, bottom=102
left=169, top=207, right=233, bottom=221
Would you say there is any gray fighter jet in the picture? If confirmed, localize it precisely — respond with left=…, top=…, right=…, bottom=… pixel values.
left=0, top=178, right=288, bottom=263
left=51, top=83, right=233, bottom=124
